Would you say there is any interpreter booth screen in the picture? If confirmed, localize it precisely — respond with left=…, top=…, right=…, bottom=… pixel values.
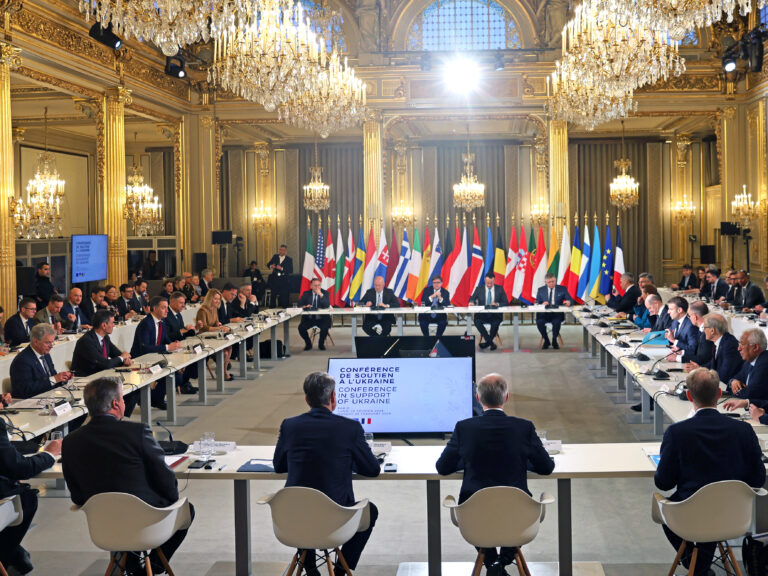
left=327, top=357, right=474, bottom=434
left=71, top=234, right=108, bottom=283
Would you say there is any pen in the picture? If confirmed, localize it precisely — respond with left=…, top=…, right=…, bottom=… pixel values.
left=218, top=464, right=227, bottom=471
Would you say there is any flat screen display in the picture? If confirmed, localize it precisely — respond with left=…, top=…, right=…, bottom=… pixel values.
left=327, top=357, right=474, bottom=434
left=71, top=234, right=108, bottom=283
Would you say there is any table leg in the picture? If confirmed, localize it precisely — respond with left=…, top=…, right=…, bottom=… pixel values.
left=557, top=478, right=573, bottom=576
left=654, top=402, right=664, bottom=436
left=234, top=479, right=252, bottom=576
left=140, top=386, right=151, bottom=426
left=426, top=479, right=441, bottom=576
left=351, top=316, right=358, bottom=355
left=166, top=375, right=176, bottom=425
left=600, top=347, right=607, bottom=369
left=271, top=326, right=278, bottom=360
left=465, top=313, right=473, bottom=334
left=625, top=372, right=635, bottom=403
left=641, top=389, right=651, bottom=423
left=197, top=357, right=208, bottom=404
left=513, top=314, right=520, bottom=352
left=253, top=333, right=261, bottom=375
left=283, top=318, right=291, bottom=357
left=397, top=315, right=403, bottom=337
left=239, top=341, right=247, bottom=379
left=216, top=349, right=225, bottom=393
left=591, top=336, right=598, bottom=357
left=582, top=327, right=589, bottom=352
left=617, top=363, right=626, bottom=393
left=606, top=353, right=615, bottom=376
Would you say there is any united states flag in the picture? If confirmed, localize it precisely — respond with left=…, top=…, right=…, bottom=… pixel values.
left=313, top=228, right=326, bottom=284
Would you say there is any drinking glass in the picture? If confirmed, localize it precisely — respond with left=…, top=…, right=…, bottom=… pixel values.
left=50, top=431, right=63, bottom=441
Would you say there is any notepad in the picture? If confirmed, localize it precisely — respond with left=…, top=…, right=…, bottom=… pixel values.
left=237, top=459, right=275, bottom=472
left=642, top=330, right=669, bottom=347
left=643, top=447, right=661, bottom=468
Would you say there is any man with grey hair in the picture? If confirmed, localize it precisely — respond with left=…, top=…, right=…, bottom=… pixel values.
left=687, top=313, right=743, bottom=383
left=721, top=329, right=768, bottom=412
left=606, top=272, right=641, bottom=317
left=9, top=323, right=72, bottom=398
left=656, top=367, right=765, bottom=575
left=62, top=377, right=194, bottom=574
left=535, top=273, right=572, bottom=349
left=200, top=268, right=214, bottom=297
left=274, top=372, right=380, bottom=576
left=436, top=373, right=554, bottom=576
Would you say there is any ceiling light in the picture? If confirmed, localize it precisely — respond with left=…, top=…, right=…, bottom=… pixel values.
left=165, top=55, right=186, bottom=78
left=722, top=54, right=738, bottom=73
left=444, top=55, right=480, bottom=94
left=88, top=22, right=122, bottom=50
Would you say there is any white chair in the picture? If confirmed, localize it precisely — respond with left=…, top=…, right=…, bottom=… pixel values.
left=652, top=480, right=767, bottom=576
left=0, top=495, right=23, bottom=576
left=443, top=486, right=555, bottom=576
left=74, top=492, right=192, bottom=576
left=258, top=487, right=371, bottom=576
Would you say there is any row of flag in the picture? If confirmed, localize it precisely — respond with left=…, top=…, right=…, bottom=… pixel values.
left=300, top=220, right=628, bottom=307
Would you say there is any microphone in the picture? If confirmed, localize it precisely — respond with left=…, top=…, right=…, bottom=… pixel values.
left=383, top=338, right=400, bottom=358
left=612, top=328, right=644, bottom=348
left=155, top=420, right=188, bottom=455
left=643, top=355, right=669, bottom=379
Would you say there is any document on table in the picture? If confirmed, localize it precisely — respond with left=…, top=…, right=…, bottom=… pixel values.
left=165, top=455, right=189, bottom=469
left=237, top=459, right=274, bottom=472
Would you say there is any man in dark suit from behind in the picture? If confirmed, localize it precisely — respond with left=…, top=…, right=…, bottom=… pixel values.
left=298, top=278, right=332, bottom=351
left=655, top=368, right=765, bottom=575
left=606, top=272, right=642, bottom=317
left=419, top=275, right=451, bottom=337
left=273, top=372, right=380, bottom=576
left=686, top=313, right=743, bottom=383
left=62, top=377, right=194, bottom=575
left=10, top=324, right=72, bottom=398
left=3, top=297, right=38, bottom=348
left=361, top=275, right=401, bottom=337
left=0, top=391, right=61, bottom=575
left=472, top=272, right=509, bottom=351
left=436, top=373, right=555, bottom=576
left=535, top=273, right=572, bottom=350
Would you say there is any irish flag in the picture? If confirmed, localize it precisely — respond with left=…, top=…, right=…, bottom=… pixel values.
left=405, top=228, right=422, bottom=302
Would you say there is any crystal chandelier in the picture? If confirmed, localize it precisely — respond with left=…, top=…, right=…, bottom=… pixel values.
left=530, top=198, right=550, bottom=226
left=252, top=200, right=275, bottom=229
left=209, top=0, right=324, bottom=113
left=10, top=107, right=64, bottom=239
left=731, top=184, right=759, bottom=227
left=123, top=132, right=163, bottom=236
left=609, top=121, right=640, bottom=211
left=391, top=200, right=413, bottom=227
left=303, top=139, right=330, bottom=213
left=673, top=192, right=696, bottom=222
left=453, top=131, right=485, bottom=211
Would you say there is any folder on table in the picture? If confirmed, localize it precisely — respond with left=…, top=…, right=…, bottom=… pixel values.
left=237, top=459, right=275, bottom=472
left=641, top=331, right=668, bottom=347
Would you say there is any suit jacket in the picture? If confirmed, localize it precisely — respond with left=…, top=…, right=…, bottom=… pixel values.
left=741, top=282, right=766, bottom=309
left=655, top=408, right=765, bottom=501
left=708, top=278, right=729, bottom=301
left=703, top=332, right=743, bottom=383
left=116, top=297, right=142, bottom=318
left=267, top=254, right=294, bottom=279
left=60, top=302, right=89, bottom=330
left=218, top=299, right=236, bottom=325
left=361, top=288, right=400, bottom=308
left=195, top=305, right=220, bottom=333
left=232, top=298, right=259, bottom=318
left=725, top=284, right=736, bottom=303
left=652, top=305, right=674, bottom=332
left=299, top=289, right=331, bottom=310
left=677, top=274, right=695, bottom=290
left=3, top=314, right=36, bottom=347
left=535, top=285, right=572, bottom=306
left=62, top=414, right=178, bottom=508
left=671, top=315, right=699, bottom=357
left=9, top=345, right=58, bottom=398
left=470, top=284, right=509, bottom=307
left=436, top=410, right=555, bottom=503
left=732, top=350, right=768, bottom=402
left=273, top=407, right=380, bottom=506
left=681, top=329, right=714, bottom=365
left=130, top=314, right=172, bottom=358
left=33, top=308, right=63, bottom=327
left=606, top=284, right=641, bottom=315
left=70, top=330, right=124, bottom=376
left=132, top=293, right=149, bottom=312
left=165, top=309, right=194, bottom=341
left=0, top=419, right=55, bottom=498
left=80, top=299, right=104, bottom=324
left=421, top=287, right=451, bottom=307
left=200, top=280, right=212, bottom=298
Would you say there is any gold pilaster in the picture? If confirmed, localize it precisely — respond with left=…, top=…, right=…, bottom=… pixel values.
left=102, top=86, right=131, bottom=285
left=548, top=120, right=569, bottom=243
left=174, top=118, right=191, bottom=271
left=363, top=109, right=383, bottom=241
left=254, top=143, right=273, bottom=266
left=747, top=102, right=767, bottom=274
left=0, top=41, right=19, bottom=316
left=674, top=133, right=692, bottom=263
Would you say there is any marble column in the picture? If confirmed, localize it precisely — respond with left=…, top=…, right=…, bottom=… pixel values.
left=0, top=42, right=19, bottom=316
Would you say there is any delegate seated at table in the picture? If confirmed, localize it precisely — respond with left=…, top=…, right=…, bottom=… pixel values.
left=419, top=276, right=450, bottom=337
left=361, top=276, right=400, bottom=337
left=471, top=273, right=508, bottom=351
left=9, top=324, right=72, bottom=399
left=685, top=313, right=743, bottom=383
left=298, top=278, right=331, bottom=351
left=535, top=273, right=572, bottom=350
left=721, top=330, right=768, bottom=414
left=4, top=297, right=38, bottom=348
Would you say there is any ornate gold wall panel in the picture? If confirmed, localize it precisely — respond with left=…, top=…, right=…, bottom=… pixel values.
left=363, top=109, right=384, bottom=239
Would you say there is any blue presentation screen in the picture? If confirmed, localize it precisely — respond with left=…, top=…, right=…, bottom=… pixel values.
left=71, top=234, right=108, bottom=283
left=327, top=357, right=474, bottom=434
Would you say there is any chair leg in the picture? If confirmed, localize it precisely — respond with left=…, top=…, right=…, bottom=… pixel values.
left=471, top=552, right=484, bottom=576
left=285, top=553, right=299, bottom=576
left=327, top=333, right=335, bottom=346
left=517, top=549, right=532, bottom=576
left=687, top=547, right=698, bottom=576
left=718, top=542, right=733, bottom=576
left=104, top=554, right=116, bottom=576
left=668, top=541, right=688, bottom=576
left=324, top=550, right=334, bottom=576
left=335, top=548, right=354, bottom=576
left=727, top=544, right=744, bottom=576
left=154, top=548, right=175, bottom=576
left=513, top=552, right=525, bottom=576
left=0, top=560, right=9, bottom=576
left=292, top=551, right=307, bottom=576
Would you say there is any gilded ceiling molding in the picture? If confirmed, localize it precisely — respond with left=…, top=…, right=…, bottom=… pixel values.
left=636, top=74, right=722, bottom=93
left=13, top=114, right=89, bottom=123
left=15, top=65, right=100, bottom=98
left=173, top=121, right=183, bottom=198
left=383, top=112, right=540, bottom=140
left=0, top=40, right=20, bottom=67
left=119, top=51, right=190, bottom=101
left=11, top=126, right=24, bottom=142
left=126, top=102, right=179, bottom=124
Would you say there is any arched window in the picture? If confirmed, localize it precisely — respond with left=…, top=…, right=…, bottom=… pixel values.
left=302, top=0, right=347, bottom=53
left=761, top=4, right=768, bottom=26
left=407, top=0, right=522, bottom=51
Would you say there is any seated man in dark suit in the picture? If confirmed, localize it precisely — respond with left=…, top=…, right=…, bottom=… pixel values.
left=80, top=286, right=107, bottom=325
left=670, top=264, right=696, bottom=291
left=419, top=276, right=451, bottom=337
left=233, top=283, right=259, bottom=318
left=361, top=276, right=400, bottom=337
left=0, top=397, right=61, bottom=575
left=606, top=273, right=641, bottom=317
left=664, top=297, right=698, bottom=357
left=705, top=268, right=729, bottom=302
left=645, top=295, right=673, bottom=332
left=472, top=272, right=509, bottom=351
left=116, top=283, right=142, bottom=320
left=199, top=269, right=214, bottom=298
left=436, top=373, right=554, bottom=576
left=298, top=278, right=331, bottom=351
left=10, top=324, right=72, bottom=398
left=535, top=273, right=572, bottom=350
left=218, top=283, right=244, bottom=326
left=33, top=293, right=65, bottom=335
left=722, top=330, right=768, bottom=413
left=274, top=372, right=380, bottom=576
left=62, top=377, right=194, bottom=575
left=3, top=298, right=38, bottom=348
left=655, top=368, right=765, bottom=576
left=165, top=291, right=199, bottom=394
left=130, top=297, right=183, bottom=410
left=686, top=313, right=743, bottom=383
left=61, top=287, right=91, bottom=331
left=731, top=270, right=766, bottom=311
left=667, top=301, right=712, bottom=365
left=132, top=280, right=151, bottom=315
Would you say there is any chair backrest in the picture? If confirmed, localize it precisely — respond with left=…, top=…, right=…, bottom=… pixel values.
left=78, top=493, right=191, bottom=553
left=1, top=378, right=10, bottom=395
left=451, top=487, right=549, bottom=548
left=659, top=481, right=764, bottom=543
left=259, top=487, right=367, bottom=550
left=0, top=496, right=22, bottom=530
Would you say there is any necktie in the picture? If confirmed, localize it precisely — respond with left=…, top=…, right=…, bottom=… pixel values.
left=712, top=344, right=718, bottom=369
left=549, top=289, right=554, bottom=304
left=101, top=338, right=108, bottom=358
left=312, top=294, right=317, bottom=308
left=487, top=288, right=492, bottom=305
left=177, top=313, right=183, bottom=328
left=25, top=321, right=30, bottom=334
left=746, top=363, right=754, bottom=387
left=377, top=292, right=382, bottom=306
left=73, top=306, right=80, bottom=328
left=156, top=322, right=163, bottom=346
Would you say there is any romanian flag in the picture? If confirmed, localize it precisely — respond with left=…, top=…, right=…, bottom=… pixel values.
left=565, top=225, right=582, bottom=303
left=493, top=227, right=506, bottom=285
left=349, top=228, right=366, bottom=303
left=415, top=227, right=432, bottom=303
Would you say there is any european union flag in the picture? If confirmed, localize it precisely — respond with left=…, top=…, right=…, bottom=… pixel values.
left=598, top=225, right=614, bottom=296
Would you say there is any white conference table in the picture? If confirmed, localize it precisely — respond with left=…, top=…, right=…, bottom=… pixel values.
left=39, top=443, right=660, bottom=576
